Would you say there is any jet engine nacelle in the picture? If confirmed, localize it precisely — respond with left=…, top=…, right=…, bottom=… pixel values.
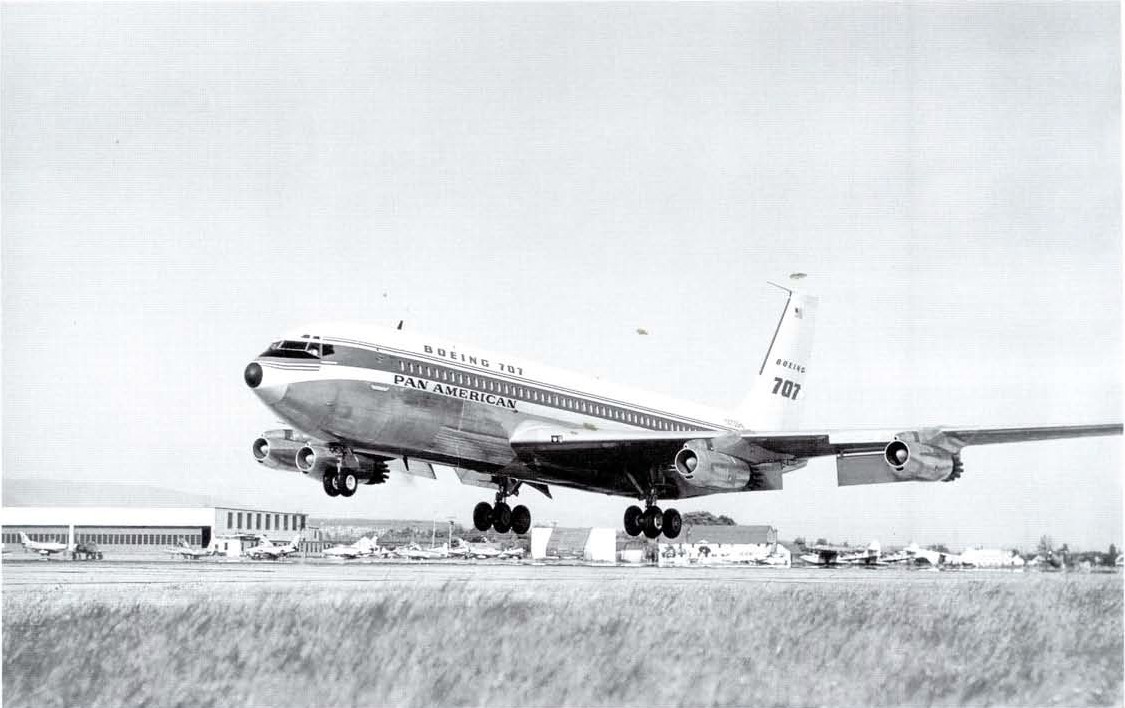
left=883, top=438, right=956, bottom=482
left=252, top=434, right=304, bottom=471
left=673, top=439, right=753, bottom=490
left=295, top=444, right=341, bottom=476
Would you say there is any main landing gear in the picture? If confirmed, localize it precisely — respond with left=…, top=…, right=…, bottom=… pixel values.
left=623, top=501, right=682, bottom=540
left=473, top=480, right=532, bottom=535
left=322, top=468, right=358, bottom=498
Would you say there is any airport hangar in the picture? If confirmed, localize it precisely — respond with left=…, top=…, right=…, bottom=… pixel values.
left=1, top=506, right=322, bottom=553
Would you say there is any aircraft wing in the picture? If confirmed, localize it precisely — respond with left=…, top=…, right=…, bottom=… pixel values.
left=508, top=422, right=1121, bottom=498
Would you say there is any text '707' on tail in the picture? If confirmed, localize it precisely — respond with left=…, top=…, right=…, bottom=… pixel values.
left=734, top=285, right=818, bottom=431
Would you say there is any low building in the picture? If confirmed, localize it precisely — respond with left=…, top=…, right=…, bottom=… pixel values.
left=1, top=506, right=316, bottom=554
left=658, top=524, right=789, bottom=567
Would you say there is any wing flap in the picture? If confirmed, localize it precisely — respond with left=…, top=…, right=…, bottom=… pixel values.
left=836, top=452, right=907, bottom=486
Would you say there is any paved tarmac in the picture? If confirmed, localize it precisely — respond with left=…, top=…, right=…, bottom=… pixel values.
left=1, top=555, right=1045, bottom=594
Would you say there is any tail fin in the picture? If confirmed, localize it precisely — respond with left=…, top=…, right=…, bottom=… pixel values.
left=734, top=284, right=818, bottom=430
left=20, top=532, right=30, bottom=545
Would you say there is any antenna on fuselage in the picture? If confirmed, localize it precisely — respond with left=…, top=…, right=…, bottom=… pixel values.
left=396, top=320, right=404, bottom=331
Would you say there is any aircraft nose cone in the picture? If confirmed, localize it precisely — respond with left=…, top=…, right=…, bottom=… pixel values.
left=244, top=362, right=263, bottom=388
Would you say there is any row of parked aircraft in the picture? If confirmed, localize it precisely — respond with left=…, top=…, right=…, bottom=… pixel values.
left=165, top=533, right=305, bottom=560
left=799, top=540, right=1027, bottom=568
left=321, top=535, right=525, bottom=560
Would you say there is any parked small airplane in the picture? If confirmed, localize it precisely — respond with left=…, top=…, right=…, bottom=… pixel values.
left=897, top=542, right=962, bottom=567
left=800, top=540, right=882, bottom=566
left=448, top=538, right=503, bottom=559
left=19, top=531, right=72, bottom=557
left=394, top=543, right=449, bottom=560
left=247, top=532, right=303, bottom=560
left=323, top=535, right=381, bottom=559
left=166, top=539, right=215, bottom=559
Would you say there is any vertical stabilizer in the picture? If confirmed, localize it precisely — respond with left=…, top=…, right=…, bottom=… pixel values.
left=734, top=286, right=818, bottom=430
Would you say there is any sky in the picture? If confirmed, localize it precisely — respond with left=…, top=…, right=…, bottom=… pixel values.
left=3, top=2, right=1120, bottom=551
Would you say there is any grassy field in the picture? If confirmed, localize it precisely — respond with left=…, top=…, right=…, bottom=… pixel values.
left=3, top=573, right=1121, bottom=707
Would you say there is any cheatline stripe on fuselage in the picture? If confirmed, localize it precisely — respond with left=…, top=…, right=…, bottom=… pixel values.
left=320, top=335, right=729, bottom=432
left=326, top=337, right=719, bottom=430
left=260, top=361, right=319, bottom=371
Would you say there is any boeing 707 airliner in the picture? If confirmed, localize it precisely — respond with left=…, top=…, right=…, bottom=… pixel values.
left=244, top=285, right=1121, bottom=539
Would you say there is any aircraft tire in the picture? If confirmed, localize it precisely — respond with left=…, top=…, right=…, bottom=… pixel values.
left=492, top=502, right=512, bottom=533
left=473, top=502, right=493, bottom=532
left=511, top=505, right=532, bottom=535
left=662, top=509, right=683, bottom=539
left=642, top=507, right=663, bottom=539
left=339, top=471, right=358, bottom=498
left=623, top=506, right=644, bottom=537
left=322, top=473, right=340, bottom=497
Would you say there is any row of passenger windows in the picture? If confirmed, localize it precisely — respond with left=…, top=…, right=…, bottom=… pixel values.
left=227, top=512, right=306, bottom=532
left=5, top=532, right=201, bottom=546
left=397, top=360, right=693, bottom=431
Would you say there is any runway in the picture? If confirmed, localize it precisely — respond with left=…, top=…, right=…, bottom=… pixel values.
left=2, top=556, right=1040, bottom=593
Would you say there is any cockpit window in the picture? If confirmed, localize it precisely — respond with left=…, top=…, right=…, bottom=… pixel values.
left=259, top=340, right=322, bottom=359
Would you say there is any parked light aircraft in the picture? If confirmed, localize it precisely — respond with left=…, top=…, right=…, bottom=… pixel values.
left=19, top=531, right=72, bottom=557
left=800, top=540, right=882, bottom=566
left=323, top=536, right=381, bottom=559
left=897, top=542, right=960, bottom=567
left=166, top=539, right=215, bottom=559
left=448, top=538, right=502, bottom=559
left=245, top=283, right=1122, bottom=539
left=246, top=533, right=302, bottom=560
left=448, top=537, right=525, bottom=559
left=393, top=543, right=449, bottom=560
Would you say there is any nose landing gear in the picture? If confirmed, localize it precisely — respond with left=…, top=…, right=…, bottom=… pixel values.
left=472, top=480, right=532, bottom=535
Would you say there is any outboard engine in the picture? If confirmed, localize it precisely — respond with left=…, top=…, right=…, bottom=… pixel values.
left=252, top=433, right=304, bottom=471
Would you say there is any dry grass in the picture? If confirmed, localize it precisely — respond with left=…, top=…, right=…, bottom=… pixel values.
left=3, top=574, right=1121, bottom=707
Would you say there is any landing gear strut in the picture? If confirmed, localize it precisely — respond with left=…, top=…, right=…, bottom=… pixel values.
left=473, top=480, right=532, bottom=535
left=623, top=493, right=681, bottom=540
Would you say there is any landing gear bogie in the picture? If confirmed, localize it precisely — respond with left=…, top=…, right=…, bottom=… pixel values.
left=471, top=482, right=534, bottom=535
left=623, top=499, right=682, bottom=540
